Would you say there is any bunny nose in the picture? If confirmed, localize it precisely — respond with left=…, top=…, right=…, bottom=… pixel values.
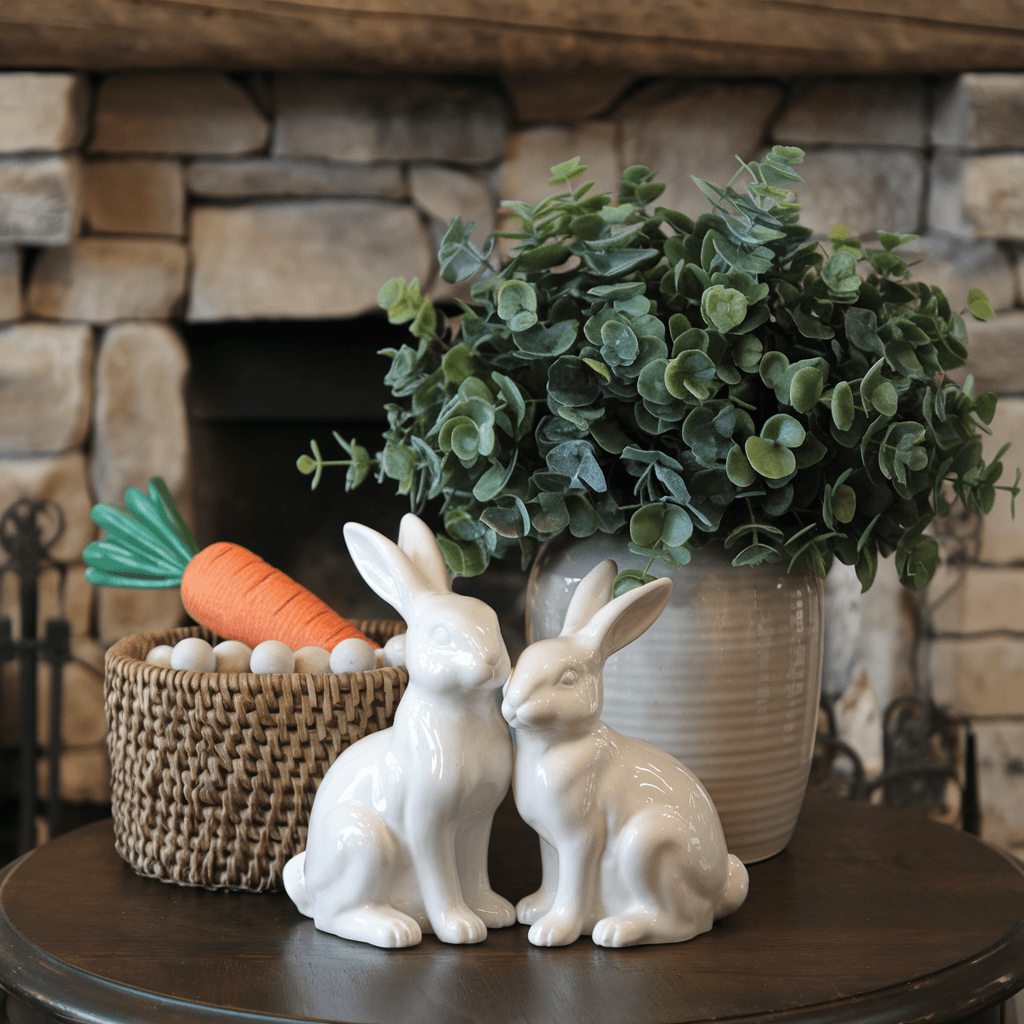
left=500, top=698, right=516, bottom=724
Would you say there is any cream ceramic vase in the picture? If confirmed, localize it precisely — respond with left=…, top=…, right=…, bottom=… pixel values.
left=525, top=534, right=825, bottom=864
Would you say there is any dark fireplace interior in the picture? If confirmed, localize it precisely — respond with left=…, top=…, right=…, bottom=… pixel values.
left=185, top=319, right=528, bottom=655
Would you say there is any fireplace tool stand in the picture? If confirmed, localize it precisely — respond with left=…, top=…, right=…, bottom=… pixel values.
left=0, top=498, right=72, bottom=856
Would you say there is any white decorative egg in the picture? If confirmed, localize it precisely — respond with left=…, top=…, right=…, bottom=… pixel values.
left=145, top=644, right=173, bottom=668
left=330, top=637, right=376, bottom=674
left=170, top=637, right=217, bottom=672
left=213, top=640, right=252, bottom=673
left=378, top=633, right=407, bottom=669
left=250, top=639, right=296, bottom=674
left=294, top=645, right=331, bottom=673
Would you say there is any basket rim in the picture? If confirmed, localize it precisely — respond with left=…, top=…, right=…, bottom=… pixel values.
left=105, top=622, right=408, bottom=689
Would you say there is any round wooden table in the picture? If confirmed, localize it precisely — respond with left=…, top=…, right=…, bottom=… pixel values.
left=1, top=795, right=1023, bottom=1024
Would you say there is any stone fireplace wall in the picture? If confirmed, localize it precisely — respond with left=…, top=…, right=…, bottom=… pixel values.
left=1, top=70, right=1022, bottom=854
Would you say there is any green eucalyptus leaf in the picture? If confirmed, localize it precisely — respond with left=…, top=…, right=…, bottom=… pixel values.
left=701, top=286, right=748, bottom=333
left=472, top=453, right=518, bottom=502
left=491, top=372, right=527, bottom=429
left=790, top=366, right=824, bottom=413
left=662, top=504, right=694, bottom=546
left=436, top=535, right=488, bottom=577
left=630, top=503, right=665, bottom=548
left=726, top=444, right=757, bottom=487
left=821, top=251, right=861, bottom=299
left=497, top=280, right=538, bottom=331
left=613, top=569, right=658, bottom=597
left=788, top=305, right=834, bottom=340
left=514, top=320, right=578, bottom=357
left=759, top=351, right=790, bottom=389
left=974, top=391, right=998, bottom=425
left=885, top=339, right=924, bottom=377
left=833, top=483, right=857, bottom=523
left=861, top=357, right=899, bottom=417
left=761, top=414, right=806, bottom=448
left=548, top=356, right=602, bottom=407
left=710, top=231, right=774, bottom=275
left=761, top=482, right=794, bottom=516
left=547, top=439, right=607, bottom=492
left=855, top=545, right=878, bottom=592
left=732, top=543, right=781, bottom=567
left=441, top=345, right=475, bottom=385
left=832, top=380, right=855, bottom=431
left=665, top=349, right=717, bottom=401
left=481, top=495, right=531, bottom=538
left=671, top=327, right=710, bottom=358
left=733, top=335, right=764, bottom=371
left=745, top=436, right=797, bottom=479
left=600, top=319, right=640, bottom=366
left=530, top=494, right=571, bottom=534
left=793, top=432, right=828, bottom=470
left=877, top=231, right=917, bottom=251
left=967, top=288, right=995, bottom=322
left=515, top=243, right=572, bottom=273
left=580, top=247, right=659, bottom=277
left=589, top=418, right=632, bottom=454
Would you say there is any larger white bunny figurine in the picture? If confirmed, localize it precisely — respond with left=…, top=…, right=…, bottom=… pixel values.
left=502, top=559, right=749, bottom=948
left=283, top=514, right=516, bottom=948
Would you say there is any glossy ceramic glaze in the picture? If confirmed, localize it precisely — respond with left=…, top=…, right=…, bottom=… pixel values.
left=526, top=535, right=825, bottom=864
left=504, top=560, right=748, bottom=947
left=283, top=514, right=516, bottom=948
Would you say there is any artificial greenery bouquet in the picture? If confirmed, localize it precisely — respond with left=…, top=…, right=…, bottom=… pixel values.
left=300, top=147, right=1017, bottom=593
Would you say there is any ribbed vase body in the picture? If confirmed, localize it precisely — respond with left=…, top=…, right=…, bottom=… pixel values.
left=525, top=535, right=825, bottom=864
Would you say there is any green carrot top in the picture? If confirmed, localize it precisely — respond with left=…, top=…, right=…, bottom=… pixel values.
left=84, top=477, right=201, bottom=589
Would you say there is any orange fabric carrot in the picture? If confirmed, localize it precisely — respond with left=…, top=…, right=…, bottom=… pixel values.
left=84, top=477, right=377, bottom=651
left=179, top=541, right=374, bottom=651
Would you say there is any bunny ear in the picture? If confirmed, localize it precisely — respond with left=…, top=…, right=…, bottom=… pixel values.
left=397, top=514, right=452, bottom=594
left=560, top=559, right=617, bottom=636
left=578, top=577, right=673, bottom=663
left=343, top=521, right=435, bottom=618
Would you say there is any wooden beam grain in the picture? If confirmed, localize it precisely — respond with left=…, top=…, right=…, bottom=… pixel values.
left=0, top=0, right=1021, bottom=74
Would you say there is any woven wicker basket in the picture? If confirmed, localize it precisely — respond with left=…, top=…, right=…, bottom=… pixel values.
left=104, top=621, right=407, bottom=893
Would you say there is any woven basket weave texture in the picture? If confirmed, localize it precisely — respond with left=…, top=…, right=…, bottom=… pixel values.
left=104, top=621, right=407, bottom=893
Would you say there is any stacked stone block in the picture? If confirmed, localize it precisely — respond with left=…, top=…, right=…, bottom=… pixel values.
left=0, top=68, right=1021, bottom=849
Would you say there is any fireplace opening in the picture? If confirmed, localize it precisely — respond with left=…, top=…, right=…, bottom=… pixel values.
left=184, top=316, right=527, bottom=653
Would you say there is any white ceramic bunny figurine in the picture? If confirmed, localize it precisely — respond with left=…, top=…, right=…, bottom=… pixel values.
left=283, top=513, right=516, bottom=948
left=502, top=558, right=749, bottom=948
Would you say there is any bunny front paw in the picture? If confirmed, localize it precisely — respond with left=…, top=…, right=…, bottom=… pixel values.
left=527, top=911, right=583, bottom=947
left=469, top=889, right=517, bottom=929
left=516, top=888, right=554, bottom=925
left=433, top=906, right=488, bottom=944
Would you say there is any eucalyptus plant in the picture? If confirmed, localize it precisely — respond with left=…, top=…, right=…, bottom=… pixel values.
left=299, top=148, right=1018, bottom=593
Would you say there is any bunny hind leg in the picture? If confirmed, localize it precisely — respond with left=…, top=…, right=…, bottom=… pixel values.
left=715, top=854, right=750, bottom=919
left=304, top=801, right=423, bottom=948
left=466, top=888, right=517, bottom=928
left=283, top=851, right=313, bottom=918
left=316, top=904, right=423, bottom=949
left=516, top=889, right=554, bottom=926
left=516, top=837, right=558, bottom=925
left=592, top=905, right=710, bottom=947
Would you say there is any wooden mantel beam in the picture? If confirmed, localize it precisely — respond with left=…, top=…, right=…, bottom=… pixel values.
left=1, top=0, right=1023, bottom=75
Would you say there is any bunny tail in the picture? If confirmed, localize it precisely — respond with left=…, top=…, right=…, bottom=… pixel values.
left=716, top=854, right=750, bottom=919
left=283, top=851, right=314, bottom=918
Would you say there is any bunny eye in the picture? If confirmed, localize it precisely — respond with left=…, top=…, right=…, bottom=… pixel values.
left=558, top=669, right=578, bottom=688
left=431, top=625, right=452, bottom=646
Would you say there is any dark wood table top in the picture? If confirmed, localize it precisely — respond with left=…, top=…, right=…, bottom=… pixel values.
left=1, top=795, right=1024, bottom=1024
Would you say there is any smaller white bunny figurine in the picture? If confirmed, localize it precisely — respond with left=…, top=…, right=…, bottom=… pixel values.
left=283, top=513, right=516, bottom=948
left=502, top=559, right=749, bottom=948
